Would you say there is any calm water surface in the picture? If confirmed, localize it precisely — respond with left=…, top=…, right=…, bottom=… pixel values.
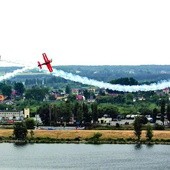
left=0, top=143, right=169, bottom=170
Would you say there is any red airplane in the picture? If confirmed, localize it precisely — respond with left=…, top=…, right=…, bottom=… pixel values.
left=38, top=53, right=53, bottom=72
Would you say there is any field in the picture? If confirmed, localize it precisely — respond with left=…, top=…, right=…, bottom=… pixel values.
left=0, top=129, right=170, bottom=140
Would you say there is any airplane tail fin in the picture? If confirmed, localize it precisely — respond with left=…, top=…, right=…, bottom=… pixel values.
left=38, top=61, right=42, bottom=69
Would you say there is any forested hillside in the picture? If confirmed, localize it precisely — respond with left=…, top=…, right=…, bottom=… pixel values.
left=55, top=65, right=170, bottom=82
left=0, top=65, right=170, bottom=83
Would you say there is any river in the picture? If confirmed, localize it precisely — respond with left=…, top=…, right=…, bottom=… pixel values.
left=0, top=143, right=169, bottom=170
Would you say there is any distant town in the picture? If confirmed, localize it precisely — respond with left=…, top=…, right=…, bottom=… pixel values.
left=0, top=74, right=169, bottom=129
left=0, top=65, right=169, bottom=145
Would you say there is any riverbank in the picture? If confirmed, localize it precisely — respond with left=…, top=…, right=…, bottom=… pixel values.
left=0, top=129, right=170, bottom=144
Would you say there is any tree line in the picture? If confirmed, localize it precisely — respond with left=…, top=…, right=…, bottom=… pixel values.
left=37, top=101, right=99, bottom=126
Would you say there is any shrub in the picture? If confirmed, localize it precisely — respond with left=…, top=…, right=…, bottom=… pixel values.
left=25, top=118, right=36, bottom=129
left=115, top=123, right=120, bottom=128
left=133, top=116, right=142, bottom=141
left=74, top=136, right=81, bottom=141
left=89, top=132, right=102, bottom=143
left=125, top=122, right=129, bottom=125
left=91, top=132, right=102, bottom=139
left=146, top=123, right=153, bottom=141
left=13, top=122, right=28, bottom=140
left=30, top=130, right=34, bottom=138
left=126, top=137, right=134, bottom=141
left=154, top=123, right=165, bottom=130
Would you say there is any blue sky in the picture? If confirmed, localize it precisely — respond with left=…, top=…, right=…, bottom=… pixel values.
left=0, top=0, right=170, bottom=66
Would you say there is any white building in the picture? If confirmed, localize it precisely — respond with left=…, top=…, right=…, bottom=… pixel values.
left=33, top=114, right=42, bottom=125
left=0, top=108, right=30, bottom=122
left=98, top=117, right=112, bottom=124
left=0, top=110, right=24, bottom=121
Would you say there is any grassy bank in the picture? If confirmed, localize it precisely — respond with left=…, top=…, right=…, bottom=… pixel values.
left=0, top=129, right=170, bottom=144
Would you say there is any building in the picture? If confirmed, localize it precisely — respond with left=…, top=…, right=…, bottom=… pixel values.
left=72, top=89, right=79, bottom=95
left=76, top=95, right=85, bottom=101
left=163, top=88, right=169, bottom=94
left=33, top=114, right=42, bottom=125
left=98, top=114, right=112, bottom=125
left=0, top=108, right=30, bottom=123
left=0, top=95, right=5, bottom=102
left=24, top=108, right=30, bottom=118
left=0, top=110, right=24, bottom=122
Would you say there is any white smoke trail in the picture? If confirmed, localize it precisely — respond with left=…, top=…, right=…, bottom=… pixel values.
left=0, top=66, right=35, bottom=82
left=41, top=68, right=170, bottom=92
left=1, top=65, right=170, bottom=92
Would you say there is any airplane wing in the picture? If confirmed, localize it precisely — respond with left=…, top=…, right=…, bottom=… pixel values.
left=46, top=63, right=53, bottom=72
left=42, top=53, right=49, bottom=63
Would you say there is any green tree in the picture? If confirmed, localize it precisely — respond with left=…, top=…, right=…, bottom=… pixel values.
left=63, top=101, right=72, bottom=123
left=30, top=130, right=34, bottom=138
left=96, top=95, right=125, bottom=104
left=83, top=89, right=90, bottom=99
left=13, top=122, right=28, bottom=140
left=51, top=104, right=63, bottom=124
left=110, top=77, right=138, bottom=85
left=25, top=87, right=48, bottom=101
left=51, top=104, right=59, bottom=124
left=98, top=103, right=118, bottom=119
left=146, top=123, right=153, bottom=142
left=0, top=103, right=12, bottom=110
left=1, top=84, right=12, bottom=98
left=96, top=96, right=112, bottom=103
left=114, top=95, right=126, bottom=104
left=126, top=93, right=134, bottom=103
left=48, top=94, right=56, bottom=101
left=91, top=102, right=98, bottom=123
left=67, top=94, right=76, bottom=102
left=160, top=99, right=166, bottom=125
left=14, top=82, right=25, bottom=96
left=166, top=104, right=170, bottom=121
left=37, top=104, right=50, bottom=125
left=25, top=118, right=36, bottom=129
left=139, top=107, right=152, bottom=116
left=133, top=116, right=142, bottom=142
left=76, top=106, right=83, bottom=124
left=65, top=85, right=71, bottom=94
left=90, top=132, right=102, bottom=143
left=99, top=89, right=106, bottom=96
left=139, top=115, right=148, bottom=124
left=73, top=102, right=83, bottom=124
left=0, top=82, right=4, bottom=91
left=51, top=102, right=72, bottom=125
left=73, top=102, right=80, bottom=121
left=152, top=108, right=158, bottom=123
left=83, top=102, right=91, bottom=124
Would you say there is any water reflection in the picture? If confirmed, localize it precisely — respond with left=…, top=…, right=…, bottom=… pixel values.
left=13, top=142, right=28, bottom=148
left=134, top=143, right=142, bottom=150
left=146, top=143, right=154, bottom=149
